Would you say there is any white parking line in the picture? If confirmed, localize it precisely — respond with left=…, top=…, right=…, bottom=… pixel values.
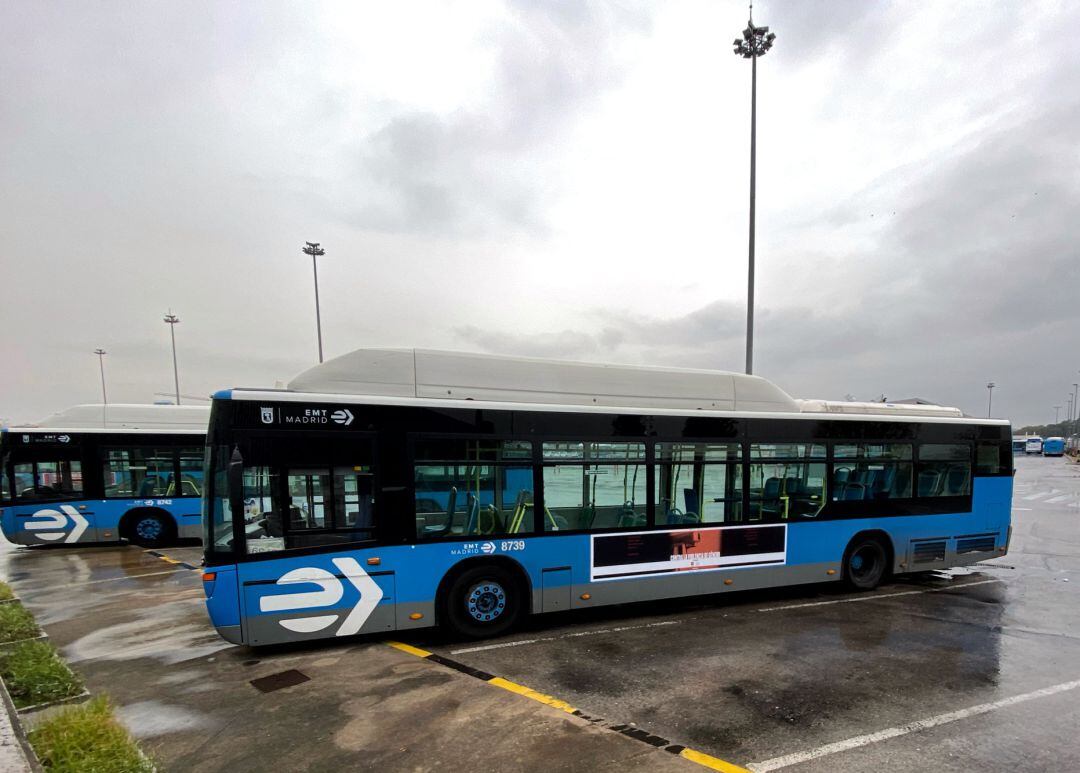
left=747, top=678, right=1080, bottom=772
left=755, top=579, right=999, bottom=613
left=1023, top=492, right=1052, bottom=501
left=450, top=620, right=683, bottom=654
left=1045, top=495, right=1071, bottom=504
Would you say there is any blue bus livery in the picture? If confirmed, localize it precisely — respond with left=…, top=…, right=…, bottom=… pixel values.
left=1, top=404, right=209, bottom=547
left=1042, top=437, right=1065, bottom=456
left=201, top=349, right=1013, bottom=645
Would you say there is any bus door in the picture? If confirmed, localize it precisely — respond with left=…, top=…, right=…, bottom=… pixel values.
left=234, top=436, right=396, bottom=644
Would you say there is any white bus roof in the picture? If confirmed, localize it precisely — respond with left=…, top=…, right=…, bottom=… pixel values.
left=286, top=348, right=798, bottom=412
left=250, top=348, right=977, bottom=420
left=8, top=404, right=210, bottom=432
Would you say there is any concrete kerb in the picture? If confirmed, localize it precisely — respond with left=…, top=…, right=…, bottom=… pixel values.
left=0, top=635, right=49, bottom=654
left=0, top=671, right=40, bottom=773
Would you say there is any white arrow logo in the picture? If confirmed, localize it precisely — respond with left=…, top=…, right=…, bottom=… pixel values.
left=24, top=506, right=88, bottom=543
left=481, top=541, right=496, bottom=554
left=331, top=409, right=354, bottom=426
left=261, top=558, right=383, bottom=636
left=331, top=557, right=384, bottom=636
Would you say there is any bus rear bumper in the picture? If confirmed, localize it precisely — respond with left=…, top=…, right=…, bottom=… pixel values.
left=214, top=625, right=244, bottom=645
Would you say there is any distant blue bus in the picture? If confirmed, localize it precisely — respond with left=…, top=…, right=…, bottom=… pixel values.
left=1042, top=437, right=1065, bottom=457
left=1, top=405, right=209, bottom=547
left=200, top=349, right=1014, bottom=646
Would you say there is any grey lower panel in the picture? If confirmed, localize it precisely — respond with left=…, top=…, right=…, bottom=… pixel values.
left=569, top=561, right=840, bottom=610
left=395, top=601, right=436, bottom=630
left=244, top=601, right=398, bottom=646
left=7, top=527, right=100, bottom=546
left=178, top=522, right=202, bottom=540
left=215, top=625, right=244, bottom=645
left=898, top=530, right=1005, bottom=573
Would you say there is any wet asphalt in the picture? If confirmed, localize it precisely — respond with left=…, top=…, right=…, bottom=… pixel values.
left=1, top=455, right=1078, bottom=772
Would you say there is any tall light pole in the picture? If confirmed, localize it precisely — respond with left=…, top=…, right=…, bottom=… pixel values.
left=986, top=381, right=995, bottom=418
left=733, top=4, right=776, bottom=375
left=1054, top=406, right=1061, bottom=424
left=1073, top=383, right=1079, bottom=424
left=163, top=310, right=181, bottom=405
left=302, top=241, right=326, bottom=363
left=93, top=349, right=108, bottom=405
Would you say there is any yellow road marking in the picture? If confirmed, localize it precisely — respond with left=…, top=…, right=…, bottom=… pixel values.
left=385, top=640, right=433, bottom=658
left=382, top=639, right=748, bottom=772
left=680, top=747, right=754, bottom=773
left=487, top=676, right=577, bottom=713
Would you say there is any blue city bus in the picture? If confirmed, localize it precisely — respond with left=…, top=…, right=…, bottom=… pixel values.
left=1042, top=437, right=1065, bottom=457
left=1, top=404, right=209, bottom=547
left=201, top=349, right=1013, bottom=645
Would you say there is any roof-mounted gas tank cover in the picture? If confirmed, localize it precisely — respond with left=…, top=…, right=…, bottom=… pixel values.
left=286, top=348, right=801, bottom=412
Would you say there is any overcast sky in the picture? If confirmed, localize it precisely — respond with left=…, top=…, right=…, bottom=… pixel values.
left=2, top=0, right=1078, bottom=427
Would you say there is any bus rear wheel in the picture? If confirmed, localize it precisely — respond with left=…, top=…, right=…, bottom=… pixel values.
left=443, top=565, right=522, bottom=639
left=843, top=536, right=889, bottom=591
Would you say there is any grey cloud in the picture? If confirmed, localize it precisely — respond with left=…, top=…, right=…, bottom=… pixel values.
left=340, top=2, right=652, bottom=236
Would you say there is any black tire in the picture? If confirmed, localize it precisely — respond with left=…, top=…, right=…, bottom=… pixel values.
left=442, top=564, right=523, bottom=639
left=843, top=535, right=889, bottom=591
left=127, top=512, right=175, bottom=548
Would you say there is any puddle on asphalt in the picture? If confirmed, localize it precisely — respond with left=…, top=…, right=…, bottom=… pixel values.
left=63, top=597, right=233, bottom=665
left=116, top=700, right=214, bottom=738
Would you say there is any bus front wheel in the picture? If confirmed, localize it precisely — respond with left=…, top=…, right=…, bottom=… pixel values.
left=843, top=535, right=889, bottom=591
left=442, top=564, right=523, bottom=639
left=124, top=510, right=176, bottom=548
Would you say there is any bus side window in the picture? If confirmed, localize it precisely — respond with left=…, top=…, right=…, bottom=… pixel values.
left=830, top=444, right=912, bottom=503
left=917, top=444, right=971, bottom=497
left=542, top=442, right=646, bottom=532
left=14, top=461, right=83, bottom=502
left=178, top=447, right=204, bottom=497
left=414, top=439, right=535, bottom=539
left=975, top=443, right=1002, bottom=476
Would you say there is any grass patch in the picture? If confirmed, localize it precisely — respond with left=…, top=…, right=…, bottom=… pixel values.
left=28, top=695, right=153, bottom=773
left=0, top=581, right=13, bottom=601
left=0, top=640, right=84, bottom=709
left=0, top=601, right=40, bottom=642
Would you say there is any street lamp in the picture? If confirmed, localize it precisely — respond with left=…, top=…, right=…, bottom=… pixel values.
left=1054, top=405, right=1061, bottom=424
left=163, top=310, right=181, bottom=405
left=302, top=241, right=326, bottom=363
left=733, top=3, right=776, bottom=376
left=93, top=349, right=107, bottom=405
left=1073, top=383, right=1079, bottom=424
left=986, top=381, right=995, bottom=418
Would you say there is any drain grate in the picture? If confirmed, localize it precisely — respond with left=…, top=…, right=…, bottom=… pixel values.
left=250, top=669, right=310, bottom=693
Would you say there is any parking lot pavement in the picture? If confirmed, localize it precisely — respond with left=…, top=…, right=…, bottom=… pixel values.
left=2, top=454, right=1079, bottom=772
left=0, top=543, right=691, bottom=772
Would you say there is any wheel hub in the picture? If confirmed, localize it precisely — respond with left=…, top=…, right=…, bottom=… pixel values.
left=136, top=519, right=162, bottom=539
left=466, top=582, right=507, bottom=623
